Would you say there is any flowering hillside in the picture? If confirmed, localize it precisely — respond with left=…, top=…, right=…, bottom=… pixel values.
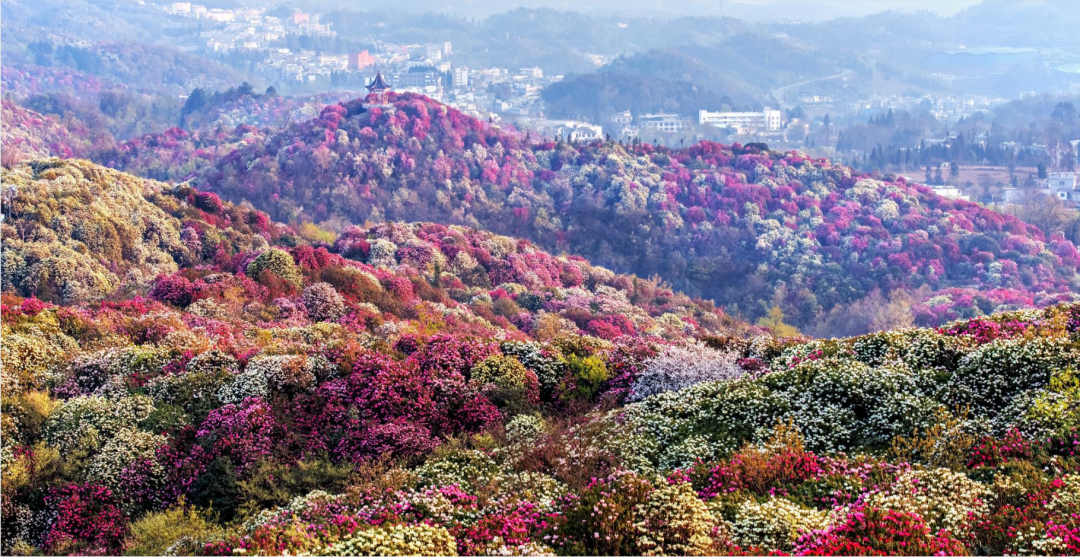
left=1, top=159, right=740, bottom=339
left=0, top=101, right=95, bottom=163
left=3, top=164, right=1080, bottom=553
left=190, top=93, right=1080, bottom=333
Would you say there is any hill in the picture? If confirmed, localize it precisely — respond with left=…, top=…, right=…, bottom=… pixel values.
left=1, top=158, right=746, bottom=335
left=0, top=100, right=97, bottom=163
left=191, top=93, right=1080, bottom=335
left=2, top=159, right=1078, bottom=554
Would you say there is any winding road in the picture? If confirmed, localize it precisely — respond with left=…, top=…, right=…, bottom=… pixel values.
left=769, top=68, right=854, bottom=108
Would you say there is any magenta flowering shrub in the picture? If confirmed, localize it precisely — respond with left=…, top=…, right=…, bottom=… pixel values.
left=43, top=483, right=128, bottom=555
left=196, top=397, right=284, bottom=472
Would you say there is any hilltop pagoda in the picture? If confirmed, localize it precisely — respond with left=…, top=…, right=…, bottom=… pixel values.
left=366, top=70, right=392, bottom=105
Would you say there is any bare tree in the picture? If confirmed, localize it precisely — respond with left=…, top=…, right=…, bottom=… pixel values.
left=1010, top=189, right=1078, bottom=236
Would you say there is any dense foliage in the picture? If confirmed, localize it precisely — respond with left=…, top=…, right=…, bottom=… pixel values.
left=3, top=158, right=1080, bottom=556
left=190, top=93, right=1080, bottom=334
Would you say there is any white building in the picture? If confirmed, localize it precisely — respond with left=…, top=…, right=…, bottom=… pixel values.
left=550, top=121, right=602, bottom=142
left=698, top=108, right=782, bottom=133
left=639, top=113, right=684, bottom=133
left=452, top=67, right=469, bottom=89
left=203, top=9, right=236, bottom=22
left=928, top=185, right=970, bottom=202
left=610, top=110, right=633, bottom=125
left=1002, top=173, right=1080, bottom=206
left=1046, top=171, right=1077, bottom=192
left=519, top=67, right=543, bottom=79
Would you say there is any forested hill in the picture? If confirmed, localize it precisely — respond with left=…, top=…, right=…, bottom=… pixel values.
left=190, top=93, right=1080, bottom=335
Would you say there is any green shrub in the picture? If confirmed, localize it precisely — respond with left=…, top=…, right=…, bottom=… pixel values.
left=124, top=504, right=221, bottom=556
left=246, top=248, right=302, bottom=288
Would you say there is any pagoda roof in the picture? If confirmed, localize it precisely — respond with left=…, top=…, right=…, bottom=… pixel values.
left=367, top=71, right=391, bottom=92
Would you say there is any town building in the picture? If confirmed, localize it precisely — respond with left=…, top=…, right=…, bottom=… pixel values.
left=928, top=185, right=971, bottom=202
left=452, top=67, right=469, bottom=89
left=698, top=108, right=782, bottom=133
left=1002, top=172, right=1079, bottom=207
left=397, top=68, right=441, bottom=89
left=349, top=50, right=375, bottom=71
left=519, top=67, right=543, bottom=79
left=639, top=113, right=685, bottom=133
left=560, top=121, right=602, bottom=142
left=610, top=110, right=633, bottom=125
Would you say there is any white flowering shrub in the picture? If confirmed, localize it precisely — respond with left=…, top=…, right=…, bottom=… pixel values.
left=70, top=346, right=172, bottom=394
left=629, top=341, right=742, bottom=401
left=86, top=429, right=165, bottom=491
left=946, top=338, right=1078, bottom=422
left=621, top=355, right=943, bottom=464
left=216, top=353, right=318, bottom=403
left=147, top=365, right=233, bottom=410
left=322, top=523, right=457, bottom=556
left=500, top=341, right=565, bottom=395
left=302, top=282, right=345, bottom=322
left=216, top=365, right=269, bottom=404
left=482, top=541, right=556, bottom=556
left=731, top=497, right=830, bottom=552
left=253, top=354, right=316, bottom=392
left=186, top=350, right=240, bottom=375
left=45, top=395, right=154, bottom=453
left=367, top=239, right=399, bottom=268
left=416, top=449, right=500, bottom=490
left=633, top=482, right=717, bottom=556
left=898, top=328, right=967, bottom=371
left=863, top=467, right=990, bottom=532
left=505, top=414, right=544, bottom=444
left=497, top=471, right=567, bottom=511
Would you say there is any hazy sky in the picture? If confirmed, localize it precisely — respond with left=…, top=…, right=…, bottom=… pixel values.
left=727, top=0, right=981, bottom=16
left=334, top=0, right=986, bottom=22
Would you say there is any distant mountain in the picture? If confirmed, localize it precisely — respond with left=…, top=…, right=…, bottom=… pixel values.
left=543, top=36, right=827, bottom=121
left=541, top=68, right=732, bottom=121
left=183, top=93, right=1080, bottom=334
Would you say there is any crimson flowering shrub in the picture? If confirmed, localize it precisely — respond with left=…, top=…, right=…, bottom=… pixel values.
left=44, top=483, right=128, bottom=555
left=150, top=273, right=197, bottom=307
left=967, top=428, right=1038, bottom=469
left=794, top=505, right=967, bottom=556
left=693, top=442, right=824, bottom=499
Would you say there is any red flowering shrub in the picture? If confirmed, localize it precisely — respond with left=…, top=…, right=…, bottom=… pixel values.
left=694, top=442, right=823, bottom=498
left=150, top=273, right=197, bottom=307
left=967, top=428, right=1038, bottom=469
left=44, top=483, right=128, bottom=555
left=794, top=505, right=967, bottom=556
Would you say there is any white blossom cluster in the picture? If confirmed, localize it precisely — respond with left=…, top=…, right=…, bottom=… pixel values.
left=629, top=341, right=742, bottom=401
